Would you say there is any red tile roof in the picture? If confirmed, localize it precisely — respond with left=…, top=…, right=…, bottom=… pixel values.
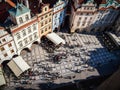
left=5, top=0, right=16, bottom=8
left=0, top=26, right=4, bottom=30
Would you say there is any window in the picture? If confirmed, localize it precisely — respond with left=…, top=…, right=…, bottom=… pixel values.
left=45, top=28, right=47, bottom=31
left=41, top=30, right=44, bottom=33
left=41, top=17, right=43, bottom=20
left=49, top=13, right=51, bottom=16
left=45, top=15, right=48, bottom=18
left=49, top=19, right=51, bottom=22
left=19, top=17, right=23, bottom=24
left=45, top=7, right=47, bottom=11
left=80, top=13, right=83, bottom=15
left=41, top=22, right=43, bottom=27
left=85, top=17, right=87, bottom=20
left=84, top=7, right=86, bottom=10
left=45, top=21, right=47, bottom=24
left=90, top=17, right=92, bottom=20
left=18, top=41, right=23, bottom=47
left=34, top=32, right=38, bottom=39
left=0, top=41, right=1, bottom=44
left=88, top=21, right=91, bottom=25
left=29, top=35, right=32, bottom=41
left=16, top=33, right=21, bottom=40
left=2, top=38, right=6, bottom=42
left=90, top=7, right=93, bottom=10
left=33, top=24, right=36, bottom=30
left=22, top=30, right=26, bottom=36
left=28, top=27, right=31, bottom=33
left=82, top=23, right=85, bottom=26
left=0, top=47, right=5, bottom=51
left=8, top=43, right=12, bottom=47
left=55, top=15, right=57, bottom=18
left=79, top=17, right=81, bottom=20
left=49, top=26, right=51, bottom=29
left=25, top=14, right=29, bottom=21
left=54, top=22, right=56, bottom=25
left=77, top=21, right=80, bottom=26
left=86, top=13, right=89, bottom=15
left=24, top=38, right=28, bottom=44
left=10, top=49, right=14, bottom=53
left=4, top=53, right=8, bottom=57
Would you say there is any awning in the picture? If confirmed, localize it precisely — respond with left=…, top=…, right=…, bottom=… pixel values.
left=7, top=56, right=30, bottom=77
left=46, top=32, right=65, bottom=45
left=0, top=66, right=6, bottom=86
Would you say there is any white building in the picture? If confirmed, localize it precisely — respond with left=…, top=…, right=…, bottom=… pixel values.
left=0, top=27, right=17, bottom=64
left=70, top=0, right=120, bottom=33
left=8, top=3, right=39, bottom=55
left=52, top=0, right=68, bottom=32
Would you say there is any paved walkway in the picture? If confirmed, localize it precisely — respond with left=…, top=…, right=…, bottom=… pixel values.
left=4, top=32, right=118, bottom=89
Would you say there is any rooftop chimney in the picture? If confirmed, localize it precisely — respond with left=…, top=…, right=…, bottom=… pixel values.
left=5, top=0, right=16, bottom=8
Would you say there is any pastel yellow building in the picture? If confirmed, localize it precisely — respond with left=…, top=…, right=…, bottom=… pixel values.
left=37, top=3, right=53, bottom=39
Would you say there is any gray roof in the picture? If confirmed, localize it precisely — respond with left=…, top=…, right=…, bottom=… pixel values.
left=8, top=3, right=30, bottom=17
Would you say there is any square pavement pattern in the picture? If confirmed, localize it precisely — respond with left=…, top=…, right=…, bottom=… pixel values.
left=5, top=32, right=118, bottom=88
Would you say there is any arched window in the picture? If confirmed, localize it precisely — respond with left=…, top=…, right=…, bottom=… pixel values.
left=25, top=14, right=29, bottom=21
left=19, top=17, right=23, bottom=24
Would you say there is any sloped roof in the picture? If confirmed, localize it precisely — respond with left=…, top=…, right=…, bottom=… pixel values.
left=7, top=56, right=30, bottom=77
left=8, top=3, right=30, bottom=16
left=74, top=0, right=120, bottom=9
left=42, top=0, right=59, bottom=8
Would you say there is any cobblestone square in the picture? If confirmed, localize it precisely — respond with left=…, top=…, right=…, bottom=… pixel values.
left=4, top=32, right=119, bottom=89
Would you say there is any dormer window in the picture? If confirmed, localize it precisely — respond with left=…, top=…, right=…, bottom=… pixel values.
left=25, top=15, right=29, bottom=21
left=45, top=7, right=47, bottom=11
left=19, top=17, right=23, bottom=24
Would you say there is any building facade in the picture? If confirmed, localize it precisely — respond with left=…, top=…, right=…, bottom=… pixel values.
left=37, top=3, right=53, bottom=39
left=9, top=3, right=39, bottom=55
left=70, top=0, right=120, bottom=33
left=0, top=27, right=17, bottom=64
left=113, top=12, right=120, bottom=36
left=52, top=0, right=67, bottom=32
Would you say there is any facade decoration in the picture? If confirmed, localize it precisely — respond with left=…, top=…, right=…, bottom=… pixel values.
left=70, top=0, right=120, bottom=33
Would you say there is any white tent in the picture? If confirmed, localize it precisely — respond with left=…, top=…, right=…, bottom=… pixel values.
left=46, top=32, right=65, bottom=45
left=0, top=67, right=6, bottom=86
left=7, top=56, right=30, bottom=77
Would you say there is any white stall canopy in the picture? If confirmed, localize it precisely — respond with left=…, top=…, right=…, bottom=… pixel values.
left=0, top=66, right=6, bottom=86
left=46, top=32, right=65, bottom=45
left=7, top=56, right=30, bottom=77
